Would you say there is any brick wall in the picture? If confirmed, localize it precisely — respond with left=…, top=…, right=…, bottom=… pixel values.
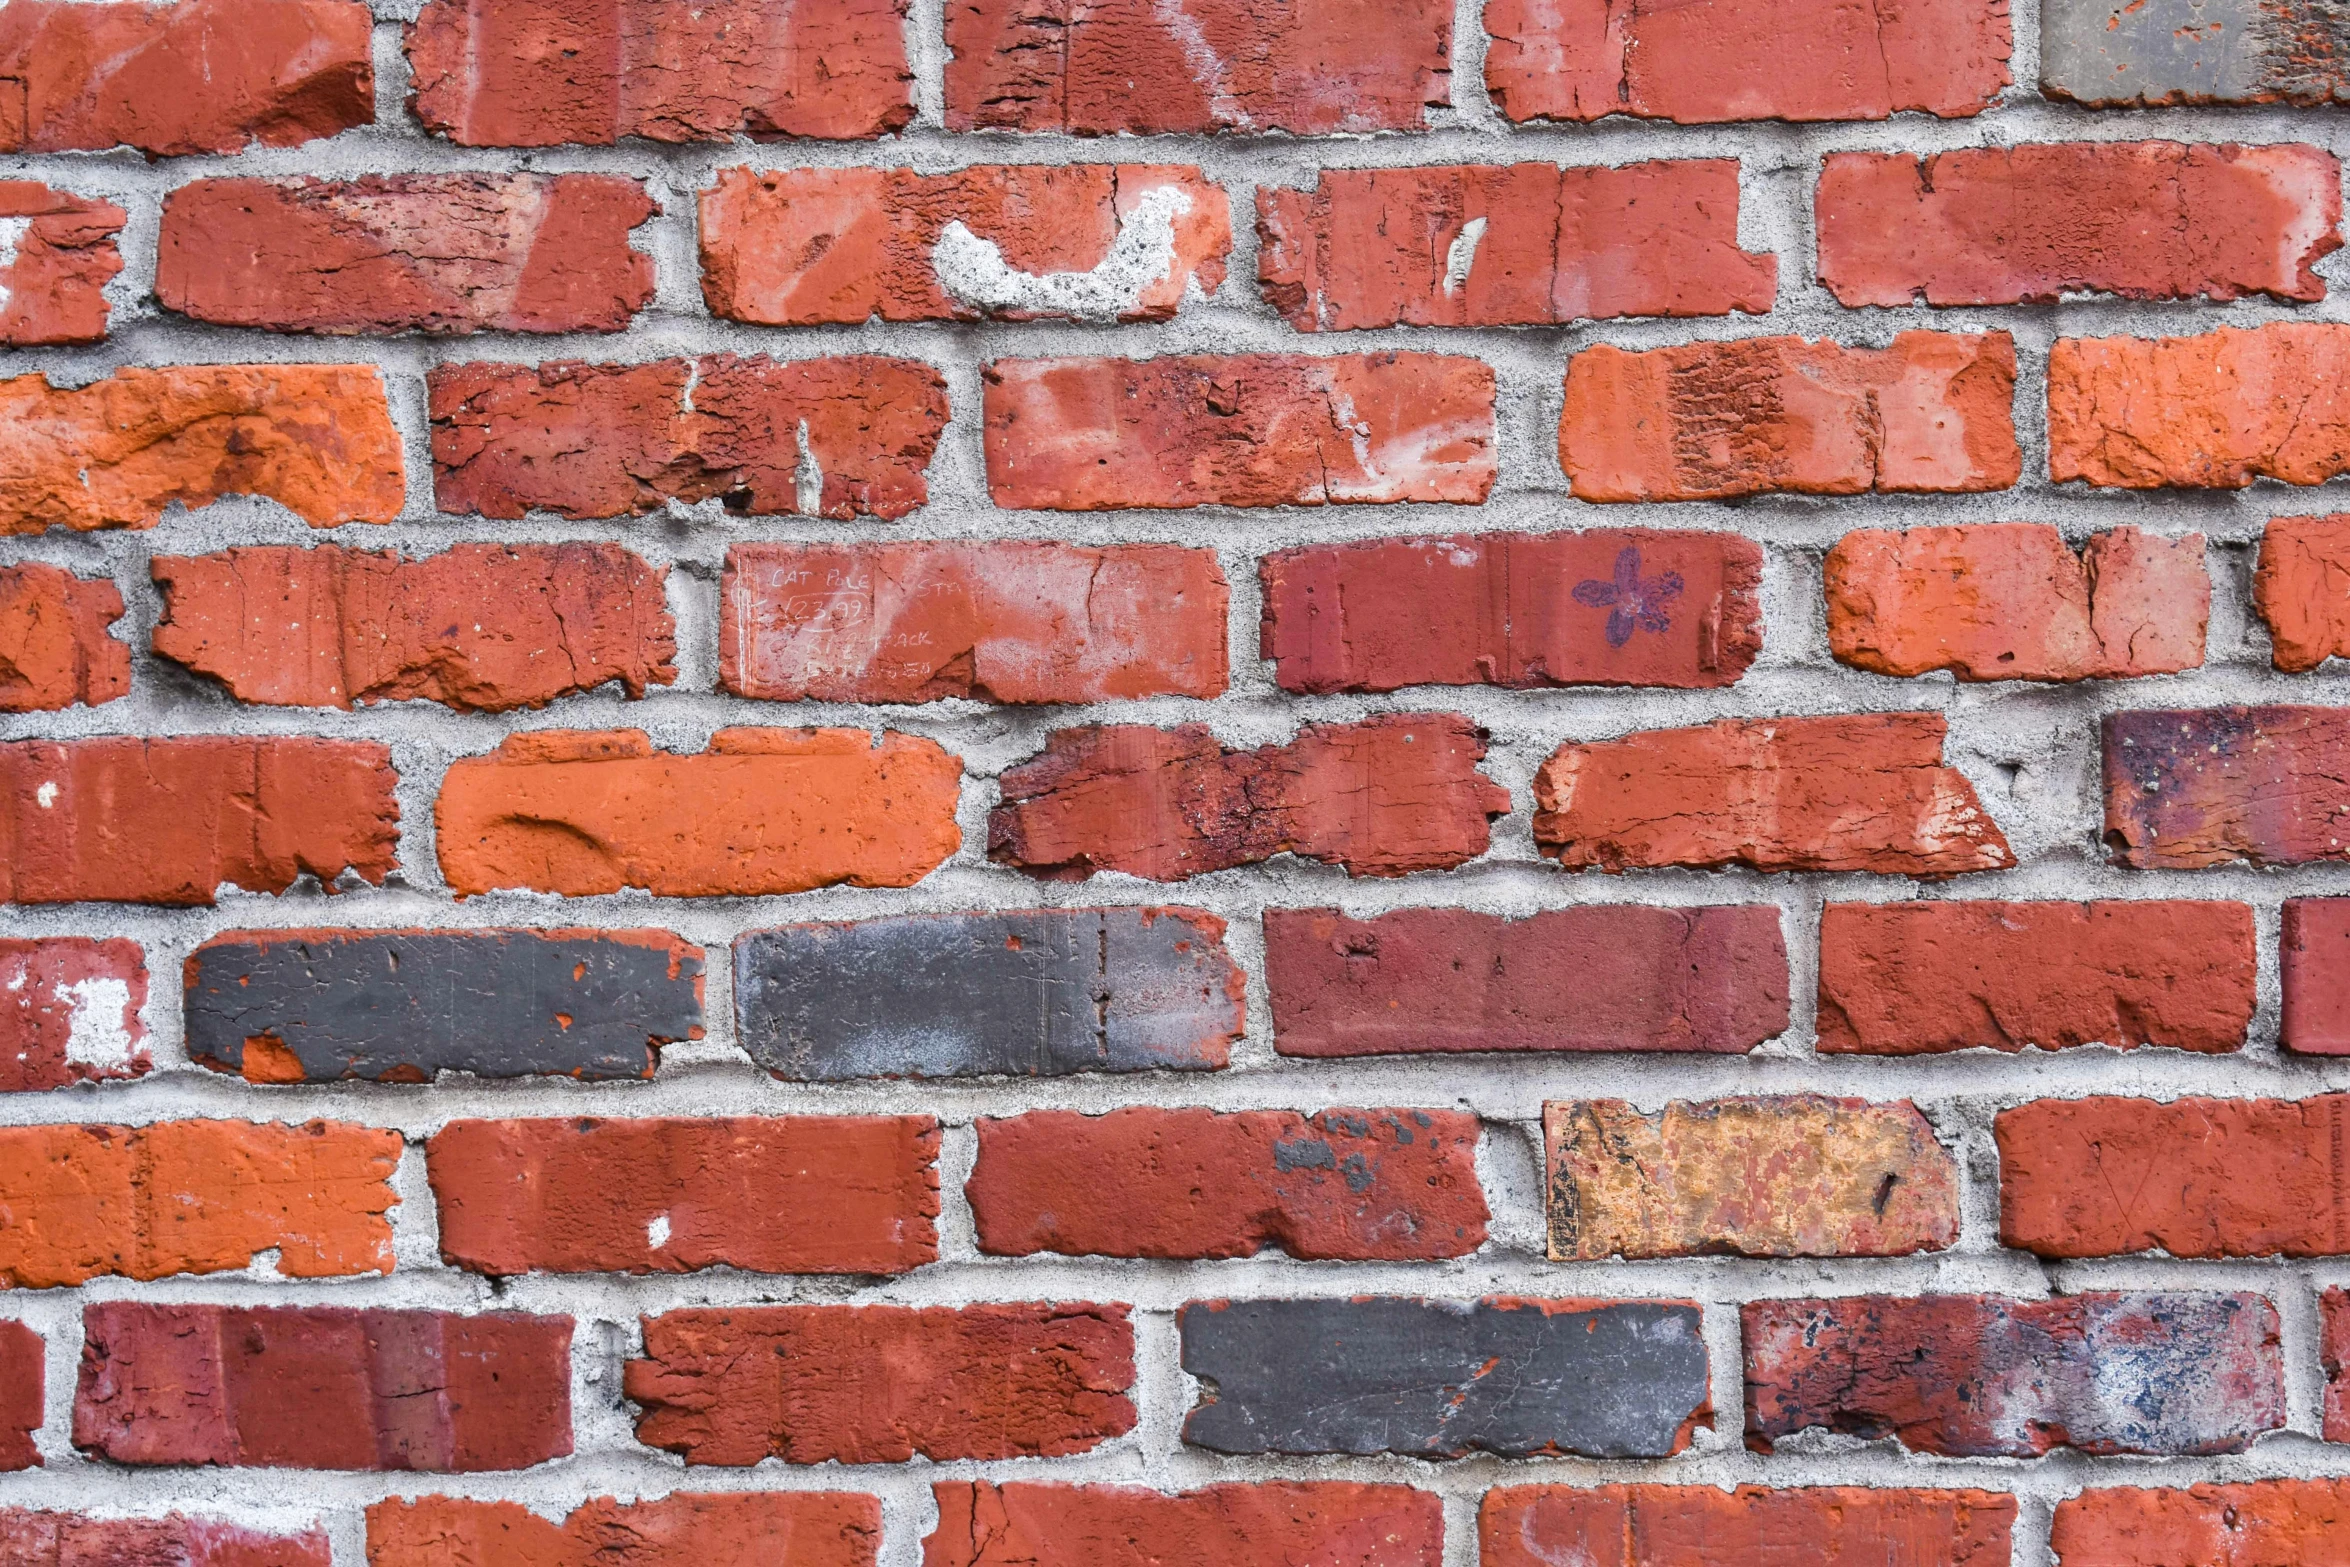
left=4, top=0, right=2350, bottom=1561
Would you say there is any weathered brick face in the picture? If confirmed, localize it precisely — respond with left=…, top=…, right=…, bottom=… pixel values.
left=5, top=0, right=2344, bottom=1553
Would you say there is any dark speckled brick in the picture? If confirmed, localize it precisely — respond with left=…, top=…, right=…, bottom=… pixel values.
left=734, top=908, right=1244, bottom=1080
left=2103, top=707, right=2350, bottom=868
left=185, top=928, right=704, bottom=1083
left=1177, top=1297, right=1710, bottom=1458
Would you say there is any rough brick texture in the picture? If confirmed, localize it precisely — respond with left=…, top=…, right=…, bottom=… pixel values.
left=0, top=1118, right=396, bottom=1286
left=722, top=541, right=1226, bottom=704
left=185, top=927, right=703, bottom=1083
left=924, top=1483, right=1443, bottom=1567
left=985, top=355, right=1495, bottom=509
left=0, top=736, right=397, bottom=905
left=0, top=365, right=403, bottom=533
left=2044, top=0, right=2350, bottom=105
left=435, top=728, right=960, bottom=897
left=0, top=1320, right=36, bottom=1469
left=1998, top=1094, right=2350, bottom=1257
left=1481, top=1486, right=2019, bottom=1567
left=1817, top=900, right=2257, bottom=1054
left=430, top=357, right=947, bottom=521
left=0, top=1511, right=330, bottom=1567
left=2105, top=706, right=2350, bottom=868
left=0, top=563, right=128, bottom=711
left=2255, top=514, right=2350, bottom=670
left=0, top=0, right=374, bottom=155
left=1265, top=905, right=1788, bottom=1057
left=967, top=1107, right=1486, bottom=1260
left=1824, top=523, right=2208, bottom=681
left=944, top=0, right=1450, bottom=133
left=1260, top=530, right=1763, bottom=693
left=1485, top=0, right=2011, bottom=123
left=991, top=716, right=1508, bottom=881
left=1533, top=713, right=2013, bottom=875
left=0, top=937, right=146, bottom=1090
left=429, top=1115, right=940, bottom=1276
left=73, top=1301, right=574, bottom=1470
left=701, top=165, right=1230, bottom=325
left=2050, top=1481, right=2350, bottom=1566
left=1818, top=142, right=2342, bottom=305
left=369, top=1494, right=882, bottom=1567
left=406, top=0, right=912, bottom=144
left=625, top=1304, right=1135, bottom=1464
left=1561, top=333, right=2020, bottom=501
left=2050, top=323, right=2350, bottom=488
left=1258, top=162, right=1774, bottom=329
left=1178, top=1297, right=1709, bottom=1458
left=1544, top=1096, right=1959, bottom=1260
left=1744, top=1292, right=2284, bottom=1456
left=734, top=908, right=1244, bottom=1079
left=0, top=183, right=123, bottom=345
left=2328, top=1288, right=2350, bottom=1441
left=2285, top=899, right=2350, bottom=1055
left=154, top=544, right=675, bottom=711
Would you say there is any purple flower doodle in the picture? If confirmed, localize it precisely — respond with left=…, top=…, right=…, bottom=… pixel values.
left=1572, top=547, right=1683, bottom=649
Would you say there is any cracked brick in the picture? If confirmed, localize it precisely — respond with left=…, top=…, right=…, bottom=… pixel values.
left=0, top=563, right=128, bottom=712
left=0, top=183, right=123, bottom=345
left=2051, top=323, right=2350, bottom=488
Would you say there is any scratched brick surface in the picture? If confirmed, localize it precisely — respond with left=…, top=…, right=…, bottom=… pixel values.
left=5, top=0, right=2349, bottom=1554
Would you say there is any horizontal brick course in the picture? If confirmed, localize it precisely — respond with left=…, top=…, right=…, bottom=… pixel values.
left=925, top=1482, right=1442, bottom=1567
left=369, top=1494, right=882, bottom=1567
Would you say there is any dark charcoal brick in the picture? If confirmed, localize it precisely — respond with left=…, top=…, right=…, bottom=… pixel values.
left=734, top=908, right=1243, bottom=1080
left=1177, top=1297, right=1709, bottom=1458
left=185, top=928, right=704, bottom=1083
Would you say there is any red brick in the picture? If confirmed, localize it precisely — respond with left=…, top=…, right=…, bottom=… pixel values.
left=2050, top=1481, right=2350, bottom=1565
left=2284, top=899, right=2350, bottom=1054
left=0, top=364, right=403, bottom=534
left=1485, top=0, right=2010, bottom=123
left=967, top=1107, right=1486, bottom=1261
left=721, top=542, right=1226, bottom=704
left=2255, top=514, right=2350, bottom=670
left=944, top=0, right=1448, bottom=133
left=1745, top=1292, right=2284, bottom=1457
left=1481, top=1485, right=2017, bottom=1567
left=369, top=1494, right=882, bottom=1567
left=406, top=0, right=911, bottom=145
left=2327, top=1289, right=2350, bottom=1441
left=0, top=563, right=128, bottom=711
left=1826, top=523, right=2206, bottom=681
left=1261, top=530, right=1762, bottom=693
left=2050, top=323, right=2350, bottom=488
left=153, top=544, right=675, bottom=712
left=159, top=175, right=655, bottom=335
left=0, top=1118, right=397, bottom=1287
left=702, top=165, right=1230, bottom=325
left=626, top=1304, right=1134, bottom=1464
left=0, top=938, right=145, bottom=1091
left=1819, top=900, right=2256, bottom=1055
left=429, top=1115, right=939, bottom=1277
left=1533, top=713, right=2012, bottom=875
left=0, top=1320, right=36, bottom=1469
left=0, top=1510, right=330, bottom=1567
left=1998, top=1094, right=2350, bottom=1257
left=990, top=716, right=1508, bottom=881
left=2105, top=706, right=2350, bottom=868
left=924, top=1482, right=1442, bottom=1567
left=1819, top=142, right=2341, bottom=305
left=430, top=356, right=945, bottom=522
left=1562, top=333, right=2019, bottom=501
left=75, top=1301, right=573, bottom=1470
left=435, top=728, right=959, bottom=898
left=0, top=183, right=123, bottom=345
left=1266, top=905, right=1788, bottom=1057
left=0, top=736, right=397, bottom=906
left=1259, top=162, right=1774, bottom=329
left=984, top=354, right=1494, bottom=509
left=0, top=0, right=372, bottom=154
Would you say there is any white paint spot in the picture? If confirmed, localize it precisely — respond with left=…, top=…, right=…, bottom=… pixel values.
left=0, top=217, right=30, bottom=314
left=792, top=418, right=823, bottom=516
left=60, top=976, right=136, bottom=1073
left=35, top=781, right=56, bottom=809
left=1443, top=216, right=1486, bottom=298
left=1149, top=0, right=1248, bottom=125
left=933, top=185, right=1193, bottom=325
left=646, top=1214, right=671, bottom=1250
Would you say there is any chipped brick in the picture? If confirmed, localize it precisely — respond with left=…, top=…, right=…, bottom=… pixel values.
left=0, top=937, right=146, bottom=1090
left=0, top=563, right=128, bottom=712
left=2104, top=706, right=2350, bottom=868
